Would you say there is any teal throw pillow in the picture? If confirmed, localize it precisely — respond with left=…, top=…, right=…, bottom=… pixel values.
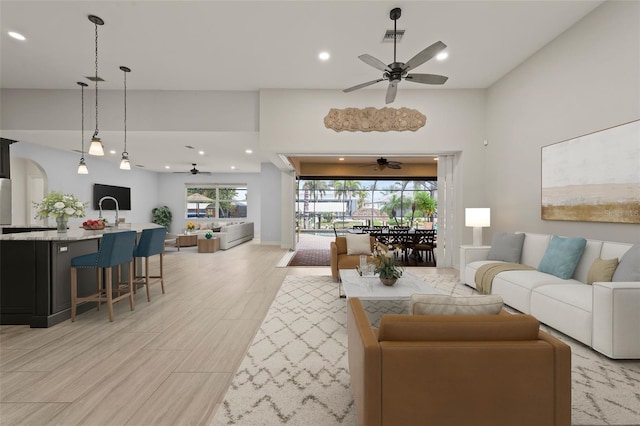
left=612, top=244, right=640, bottom=282
left=537, top=235, right=587, bottom=279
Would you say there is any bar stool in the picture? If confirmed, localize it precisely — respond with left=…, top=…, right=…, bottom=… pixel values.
left=70, top=230, right=137, bottom=322
left=133, top=227, right=167, bottom=302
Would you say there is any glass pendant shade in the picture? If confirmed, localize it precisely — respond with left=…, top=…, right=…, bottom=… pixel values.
left=89, top=136, right=104, bottom=156
left=77, top=158, right=89, bottom=174
left=120, top=152, right=131, bottom=170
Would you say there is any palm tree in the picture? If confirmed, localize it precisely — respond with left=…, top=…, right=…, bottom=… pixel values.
left=414, top=191, right=437, bottom=223
left=334, top=180, right=361, bottom=216
left=303, top=180, right=329, bottom=229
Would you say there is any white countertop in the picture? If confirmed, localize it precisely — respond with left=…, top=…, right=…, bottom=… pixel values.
left=0, top=223, right=162, bottom=241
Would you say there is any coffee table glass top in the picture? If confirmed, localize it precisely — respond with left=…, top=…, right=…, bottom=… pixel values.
left=340, top=269, right=444, bottom=300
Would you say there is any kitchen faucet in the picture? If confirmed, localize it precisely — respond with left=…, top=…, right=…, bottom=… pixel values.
left=98, top=196, right=119, bottom=226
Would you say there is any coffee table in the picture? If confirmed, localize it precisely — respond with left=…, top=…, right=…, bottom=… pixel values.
left=339, top=269, right=444, bottom=300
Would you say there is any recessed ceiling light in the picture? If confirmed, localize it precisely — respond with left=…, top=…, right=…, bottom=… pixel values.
left=434, top=157, right=439, bottom=161
left=338, top=157, right=345, bottom=161
left=436, top=52, right=448, bottom=61
left=109, top=150, right=116, bottom=155
left=165, top=165, right=170, bottom=169
left=318, top=51, right=330, bottom=61
left=8, top=31, right=26, bottom=41
left=245, top=149, right=253, bottom=154
left=198, top=150, right=205, bottom=155
left=231, top=166, right=236, bottom=170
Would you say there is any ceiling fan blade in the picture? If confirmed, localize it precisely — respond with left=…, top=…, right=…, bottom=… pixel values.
left=403, top=41, right=447, bottom=72
left=343, top=78, right=384, bottom=93
left=358, top=54, right=390, bottom=72
left=388, top=163, right=402, bottom=169
left=385, top=81, right=398, bottom=104
left=405, top=73, right=449, bottom=85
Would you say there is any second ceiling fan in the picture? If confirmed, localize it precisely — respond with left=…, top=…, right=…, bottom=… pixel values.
left=344, top=7, right=448, bottom=104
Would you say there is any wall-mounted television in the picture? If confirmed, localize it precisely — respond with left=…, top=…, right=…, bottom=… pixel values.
left=93, top=184, right=131, bottom=210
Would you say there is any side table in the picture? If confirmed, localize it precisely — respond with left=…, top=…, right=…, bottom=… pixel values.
left=197, top=237, right=220, bottom=253
left=177, top=234, right=197, bottom=249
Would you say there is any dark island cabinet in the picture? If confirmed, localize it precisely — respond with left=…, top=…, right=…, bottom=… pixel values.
left=1, top=239, right=99, bottom=327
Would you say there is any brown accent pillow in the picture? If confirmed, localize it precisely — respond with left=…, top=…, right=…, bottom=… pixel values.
left=586, top=257, right=619, bottom=284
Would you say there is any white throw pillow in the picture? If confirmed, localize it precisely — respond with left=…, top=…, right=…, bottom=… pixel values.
left=410, top=294, right=504, bottom=315
left=346, top=233, right=372, bottom=255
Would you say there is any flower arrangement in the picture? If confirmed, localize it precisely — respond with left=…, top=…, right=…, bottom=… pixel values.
left=186, top=221, right=196, bottom=231
left=372, top=243, right=403, bottom=280
left=205, top=230, right=213, bottom=239
left=34, top=191, right=86, bottom=219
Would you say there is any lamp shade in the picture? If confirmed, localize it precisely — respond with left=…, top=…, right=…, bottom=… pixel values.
left=465, top=208, right=490, bottom=227
left=89, top=136, right=104, bottom=156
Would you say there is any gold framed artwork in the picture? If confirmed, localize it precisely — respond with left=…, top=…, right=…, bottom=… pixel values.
left=541, top=119, right=640, bottom=223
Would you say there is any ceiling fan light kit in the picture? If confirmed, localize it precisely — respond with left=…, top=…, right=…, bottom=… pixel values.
left=344, top=7, right=448, bottom=104
left=324, top=107, right=426, bottom=132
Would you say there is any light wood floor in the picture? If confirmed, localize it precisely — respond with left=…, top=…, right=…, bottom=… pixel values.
left=0, top=240, right=452, bottom=425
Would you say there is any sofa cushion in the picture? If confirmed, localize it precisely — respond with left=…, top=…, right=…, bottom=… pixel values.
left=378, top=313, right=540, bottom=342
left=410, top=294, right=503, bottom=316
left=346, top=233, right=372, bottom=255
left=487, top=232, right=525, bottom=263
left=537, top=235, right=587, bottom=279
left=587, top=258, right=619, bottom=284
left=612, top=243, right=640, bottom=282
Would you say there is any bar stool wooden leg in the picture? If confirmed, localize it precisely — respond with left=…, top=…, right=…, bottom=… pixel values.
left=71, top=267, right=77, bottom=321
left=105, top=267, right=114, bottom=322
left=144, top=257, right=151, bottom=302
left=96, top=268, right=102, bottom=311
left=159, top=252, right=166, bottom=294
left=128, top=260, right=135, bottom=311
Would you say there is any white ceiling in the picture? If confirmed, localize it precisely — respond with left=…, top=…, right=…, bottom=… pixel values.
left=1, top=0, right=603, bottom=172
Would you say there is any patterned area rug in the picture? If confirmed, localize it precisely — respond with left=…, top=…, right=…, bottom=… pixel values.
left=287, top=249, right=331, bottom=266
left=212, top=274, right=640, bottom=425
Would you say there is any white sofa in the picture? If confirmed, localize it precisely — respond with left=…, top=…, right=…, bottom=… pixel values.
left=206, top=221, right=253, bottom=250
left=461, top=233, right=640, bottom=359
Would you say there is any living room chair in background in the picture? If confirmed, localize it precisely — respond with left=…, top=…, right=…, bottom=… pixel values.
left=133, top=227, right=167, bottom=302
left=70, top=230, right=138, bottom=322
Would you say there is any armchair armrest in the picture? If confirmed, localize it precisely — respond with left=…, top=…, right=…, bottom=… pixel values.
left=330, top=241, right=339, bottom=281
left=347, top=298, right=381, bottom=426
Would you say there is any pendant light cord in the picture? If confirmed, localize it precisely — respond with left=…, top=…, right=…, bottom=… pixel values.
left=123, top=69, right=127, bottom=153
left=81, top=84, right=85, bottom=156
left=93, top=21, right=99, bottom=138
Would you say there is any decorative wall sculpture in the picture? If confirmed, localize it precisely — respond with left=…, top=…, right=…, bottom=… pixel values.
left=541, top=119, right=640, bottom=223
left=323, top=107, right=426, bottom=132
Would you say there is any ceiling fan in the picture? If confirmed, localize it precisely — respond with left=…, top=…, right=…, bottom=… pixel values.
left=174, top=163, right=211, bottom=175
left=362, top=157, right=403, bottom=171
left=343, top=7, right=448, bottom=104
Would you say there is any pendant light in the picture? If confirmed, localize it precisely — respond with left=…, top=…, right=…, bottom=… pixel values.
left=119, top=66, right=131, bottom=170
left=77, top=81, right=89, bottom=174
left=88, top=15, right=105, bottom=156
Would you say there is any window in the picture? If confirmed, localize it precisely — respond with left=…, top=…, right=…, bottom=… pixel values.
left=185, top=185, right=247, bottom=219
left=296, top=178, right=437, bottom=231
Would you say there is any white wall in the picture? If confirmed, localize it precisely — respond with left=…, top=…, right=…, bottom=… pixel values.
left=259, top=162, right=282, bottom=245
left=10, top=141, right=159, bottom=228
left=485, top=0, right=640, bottom=243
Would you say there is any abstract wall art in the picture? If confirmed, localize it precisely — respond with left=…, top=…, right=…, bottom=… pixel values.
left=541, top=119, right=640, bottom=223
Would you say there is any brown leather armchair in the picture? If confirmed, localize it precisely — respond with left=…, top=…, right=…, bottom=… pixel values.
left=330, top=236, right=377, bottom=281
left=347, top=298, right=571, bottom=426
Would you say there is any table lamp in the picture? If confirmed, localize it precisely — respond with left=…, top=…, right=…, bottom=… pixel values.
left=465, top=208, right=490, bottom=246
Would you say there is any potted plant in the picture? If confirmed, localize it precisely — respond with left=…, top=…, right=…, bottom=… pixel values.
left=372, top=243, right=403, bottom=286
left=185, top=221, right=196, bottom=234
left=205, top=230, right=213, bottom=239
left=152, top=205, right=172, bottom=230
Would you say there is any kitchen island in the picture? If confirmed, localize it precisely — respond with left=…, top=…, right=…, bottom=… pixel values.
left=0, top=223, right=162, bottom=327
